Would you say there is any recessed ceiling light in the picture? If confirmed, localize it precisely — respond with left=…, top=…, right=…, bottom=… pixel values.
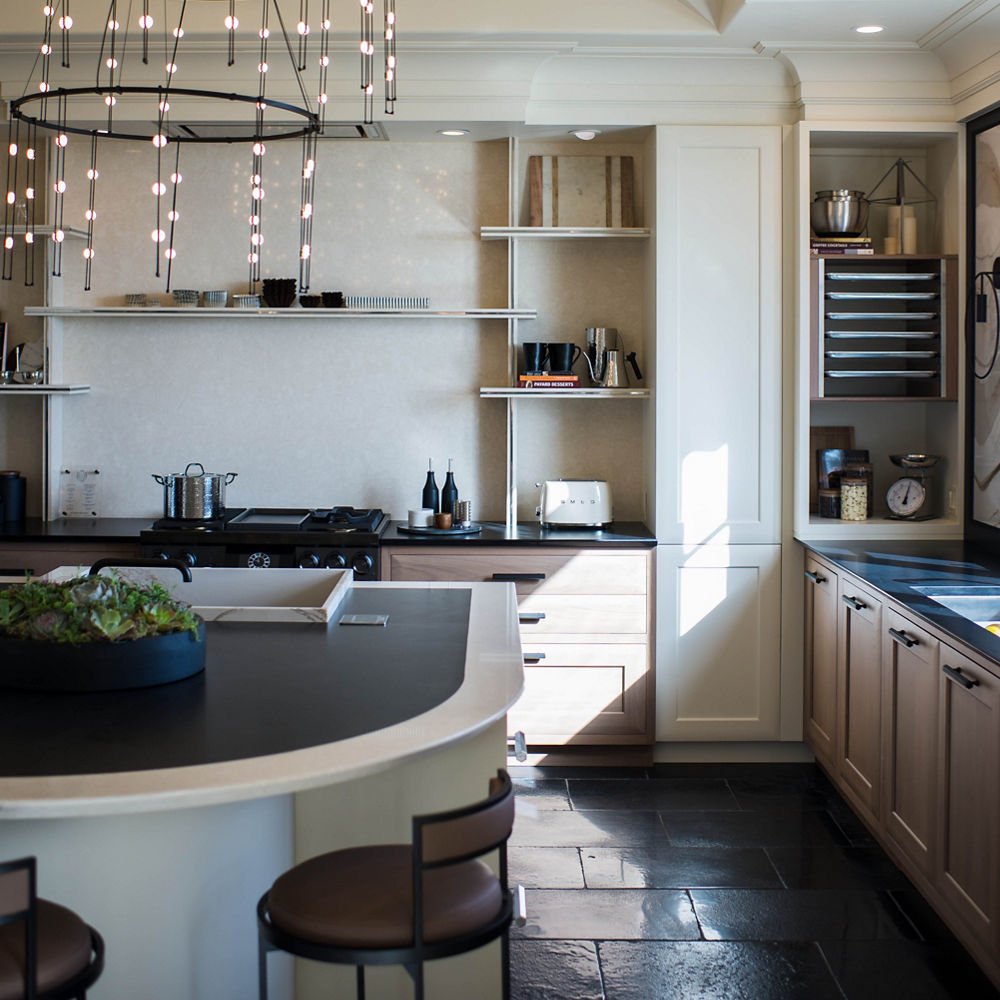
left=854, top=24, right=885, bottom=34
left=570, top=129, right=601, bottom=141
left=438, top=129, right=470, bottom=137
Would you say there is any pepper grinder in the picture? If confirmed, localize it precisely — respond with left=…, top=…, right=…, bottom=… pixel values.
left=441, top=459, right=458, bottom=518
left=421, top=459, right=439, bottom=513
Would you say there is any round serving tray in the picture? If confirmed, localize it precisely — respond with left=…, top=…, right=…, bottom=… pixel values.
left=0, top=621, right=206, bottom=692
left=397, top=523, right=482, bottom=536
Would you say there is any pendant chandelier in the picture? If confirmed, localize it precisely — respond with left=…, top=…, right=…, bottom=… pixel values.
left=2, top=0, right=398, bottom=293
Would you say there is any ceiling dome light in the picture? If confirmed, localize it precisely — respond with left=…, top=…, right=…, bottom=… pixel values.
left=570, top=129, right=601, bottom=141
left=438, top=129, right=469, bottom=137
left=854, top=24, right=885, bottom=34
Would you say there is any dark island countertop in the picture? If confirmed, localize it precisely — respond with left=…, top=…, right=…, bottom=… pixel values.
left=801, top=539, right=1000, bottom=668
left=383, top=520, right=656, bottom=548
left=0, top=517, right=152, bottom=542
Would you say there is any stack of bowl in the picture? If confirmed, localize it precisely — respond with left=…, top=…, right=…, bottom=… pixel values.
left=124, top=292, right=147, bottom=307
left=201, top=290, right=228, bottom=308
left=233, top=294, right=261, bottom=309
left=172, top=288, right=199, bottom=308
left=261, top=278, right=297, bottom=308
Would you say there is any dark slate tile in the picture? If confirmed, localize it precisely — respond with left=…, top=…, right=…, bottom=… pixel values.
left=819, top=939, right=1000, bottom=1000
left=513, top=889, right=700, bottom=940
left=512, top=777, right=572, bottom=810
left=689, top=888, right=918, bottom=941
left=510, top=765, right=649, bottom=780
left=598, top=940, right=844, bottom=1000
left=824, top=799, right=878, bottom=846
left=509, top=847, right=585, bottom=889
left=727, top=776, right=842, bottom=812
left=568, top=778, right=739, bottom=812
left=660, top=809, right=849, bottom=849
left=511, top=940, right=604, bottom=1000
left=765, top=846, right=910, bottom=890
left=887, top=886, right=963, bottom=942
left=581, top=846, right=782, bottom=889
left=649, top=762, right=825, bottom=782
left=511, top=807, right=668, bottom=848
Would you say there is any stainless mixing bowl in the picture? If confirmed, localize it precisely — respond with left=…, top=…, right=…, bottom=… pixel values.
left=811, top=190, right=870, bottom=237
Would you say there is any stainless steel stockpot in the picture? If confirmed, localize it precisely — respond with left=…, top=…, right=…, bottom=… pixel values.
left=152, top=462, right=238, bottom=520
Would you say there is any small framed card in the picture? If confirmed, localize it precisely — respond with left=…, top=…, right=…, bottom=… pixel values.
left=59, top=468, right=101, bottom=518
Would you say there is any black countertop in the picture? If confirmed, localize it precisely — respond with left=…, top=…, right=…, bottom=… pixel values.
left=383, top=520, right=656, bottom=547
left=0, top=587, right=470, bottom=778
left=0, top=517, right=151, bottom=542
left=801, top=539, right=1000, bottom=668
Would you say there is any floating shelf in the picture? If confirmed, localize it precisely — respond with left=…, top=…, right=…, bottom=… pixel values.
left=0, top=384, right=89, bottom=395
left=3, top=225, right=89, bottom=241
left=24, top=306, right=537, bottom=320
left=480, top=387, right=650, bottom=399
left=799, top=515, right=962, bottom=540
left=480, top=226, right=650, bottom=240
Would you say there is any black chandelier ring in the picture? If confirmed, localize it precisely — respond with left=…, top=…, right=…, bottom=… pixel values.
left=10, top=87, right=321, bottom=144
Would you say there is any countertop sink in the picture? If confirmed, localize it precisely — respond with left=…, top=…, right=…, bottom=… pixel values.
left=910, top=584, right=1000, bottom=630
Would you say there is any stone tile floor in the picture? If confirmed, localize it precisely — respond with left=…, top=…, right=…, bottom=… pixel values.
left=508, top=763, right=1000, bottom=1000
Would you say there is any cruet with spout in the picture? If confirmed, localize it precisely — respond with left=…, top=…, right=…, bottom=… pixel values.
left=582, top=327, right=643, bottom=388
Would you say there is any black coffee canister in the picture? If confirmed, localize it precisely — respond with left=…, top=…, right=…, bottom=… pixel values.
left=0, top=471, right=26, bottom=524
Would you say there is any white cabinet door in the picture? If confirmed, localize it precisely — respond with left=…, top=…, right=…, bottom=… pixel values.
left=652, top=125, right=782, bottom=545
left=656, top=543, right=781, bottom=740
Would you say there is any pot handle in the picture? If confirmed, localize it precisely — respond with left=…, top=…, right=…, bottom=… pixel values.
left=225, top=472, right=238, bottom=485
left=183, top=462, right=206, bottom=477
left=151, top=474, right=172, bottom=486
left=88, top=557, right=192, bottom=583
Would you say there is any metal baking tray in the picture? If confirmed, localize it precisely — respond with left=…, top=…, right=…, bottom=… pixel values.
left=826, top=312, right=937, bottom=320
left=826, top=370, right=937, bottom=379
left=826, top=331, right=937, bottom=339
left=826, top=292, right=937, bottom=300
left=825, top=272, right=937, bottom=281
left=825, top=350, right=938, bottom=359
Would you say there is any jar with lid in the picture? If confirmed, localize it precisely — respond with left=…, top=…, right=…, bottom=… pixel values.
left=818, top=488, right=841, bottom=519
left=840, top=477, right=868, bottom=521
left=843, top=461, right=874, bottom=517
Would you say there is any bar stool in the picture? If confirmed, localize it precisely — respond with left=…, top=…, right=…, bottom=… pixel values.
left=257, top=768, right=516, bottom=1000
left=0, top=856, right=105, bottom=1000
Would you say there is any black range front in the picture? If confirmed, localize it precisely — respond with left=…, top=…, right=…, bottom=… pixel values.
left=139, top=507, right=388, bottom=581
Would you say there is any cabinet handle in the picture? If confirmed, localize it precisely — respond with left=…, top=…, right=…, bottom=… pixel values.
left=888, top=627, right=918, bottom=648
left=518, top=612, right=546, bottom=624
left=841, top=594, right=867, bottom=611
left=493, top=572, right=546, bottom=582
left=804, top=569, right=827, bottom=584
left=943, top=664, right=980, bottom=690
left=523, top=652, right=546, bottom=663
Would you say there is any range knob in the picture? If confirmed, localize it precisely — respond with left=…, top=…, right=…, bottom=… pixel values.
left=299, top=553, right=320, bottom=569
left=181, top=552, right=197, bottom=567
left=325, top=553, right=347, bottom=569
left=351, top=552, right=374, bottom=575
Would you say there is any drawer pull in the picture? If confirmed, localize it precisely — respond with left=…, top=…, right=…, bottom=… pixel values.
left=507, top=731, right=527, bottom=762
left=523, top=652, right=546, bottom=663
left=804, top=569, right=827, bottom=584
left=943, top=664, right=980, bottom=690
left=492, top=572, right=546, bottom=582
left=888, top=627, right=918, bottom=648
left=841, top=594, right=867, bottom=611
left=518, top=612, right=546, bottom=624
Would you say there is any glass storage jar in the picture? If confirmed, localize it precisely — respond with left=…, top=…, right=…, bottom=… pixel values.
left=840, top=477, right=869, bottom=521
left=818, top=488, right=841, bottom=519
left=843, top=461, right=874, bottom=517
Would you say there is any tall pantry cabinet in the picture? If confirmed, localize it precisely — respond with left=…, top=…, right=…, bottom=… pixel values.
left=651, top=125, right=785, bottom=740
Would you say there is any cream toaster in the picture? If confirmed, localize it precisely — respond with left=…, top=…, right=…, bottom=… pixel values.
left=536, top=479, right=613, bottom=528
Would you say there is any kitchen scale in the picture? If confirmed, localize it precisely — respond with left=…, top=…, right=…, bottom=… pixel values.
left=885, top=454, right=941, bottom=520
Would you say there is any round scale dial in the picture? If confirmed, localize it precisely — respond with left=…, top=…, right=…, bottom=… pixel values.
left=246, top=551, right=271, bottom=568
left=886, top=477, right=927, bottom=518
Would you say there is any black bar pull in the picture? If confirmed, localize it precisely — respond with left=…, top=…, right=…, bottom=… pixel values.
left=523, top=652, right=546, bottom=663
left=943, top=664, right=979, bottom=690
left=518, top=611, right=546, bottom=624
left=888, top=627, right=918, bottom=648
left=841, top=594, right=867, bottom=611
left=493, top=572, right=546, bottom=582
left=89, top=557, right=192, bottom=582
left=804, top=570, right=827, bottom=584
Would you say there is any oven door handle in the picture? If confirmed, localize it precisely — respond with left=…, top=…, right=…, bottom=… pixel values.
left=90, top=557, right=192, bottom=582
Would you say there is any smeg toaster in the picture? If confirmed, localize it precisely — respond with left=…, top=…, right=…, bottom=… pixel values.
left=536, top=479, right=613, bottom=528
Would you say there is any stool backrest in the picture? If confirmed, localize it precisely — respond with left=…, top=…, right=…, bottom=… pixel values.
left=0, top=856, right=38, bottom=999
left=415, top=769, right=515, bottom=866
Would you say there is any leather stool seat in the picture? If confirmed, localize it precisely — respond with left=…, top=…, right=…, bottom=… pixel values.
left=0, top=900, right=94, bottom=1000
left=267, top=845, right=503, bottom=949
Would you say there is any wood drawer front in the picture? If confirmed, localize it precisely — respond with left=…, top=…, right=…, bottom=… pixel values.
left=508, top=644, right=649, bottom=742
left=384, top=549, right=648, bottom=595
left=517, top=594, right=647, bottom=637
left=0, top=542, right=140, bottom=578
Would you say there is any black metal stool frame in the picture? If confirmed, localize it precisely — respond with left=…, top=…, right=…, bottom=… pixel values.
left=257, top=769, right=515, bottom=1000
left=0, top=856, right=105, bottom=1000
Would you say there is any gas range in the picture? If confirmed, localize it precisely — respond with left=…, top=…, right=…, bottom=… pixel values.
left=139, top=506, right=389, bottom=579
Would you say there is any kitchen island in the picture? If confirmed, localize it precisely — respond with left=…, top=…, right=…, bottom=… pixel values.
left=0, top=579, right=523, bottom=1000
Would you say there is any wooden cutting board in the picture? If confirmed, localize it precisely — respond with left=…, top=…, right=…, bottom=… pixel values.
left=528, top=154, right=634, bottom=227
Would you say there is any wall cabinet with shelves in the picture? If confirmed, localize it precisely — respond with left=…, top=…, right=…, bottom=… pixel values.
left=794, top=123, right=965, bottom=542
